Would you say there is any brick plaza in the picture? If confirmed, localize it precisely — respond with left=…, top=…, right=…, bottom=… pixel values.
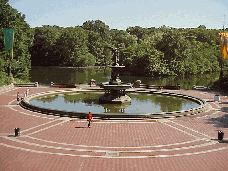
left=0, top=86, right=228, bottom=171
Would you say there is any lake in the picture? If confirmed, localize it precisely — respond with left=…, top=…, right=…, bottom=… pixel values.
left=29, top=66, right=220, bottom=90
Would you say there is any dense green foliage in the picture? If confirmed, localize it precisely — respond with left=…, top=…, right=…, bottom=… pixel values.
left=0, top=0, right=33, bottom=85
left=1, top=1, right=228, bottom=87
left=30, top=24, right=226, bottom=76
left=213, top=75, right=228, bottom=93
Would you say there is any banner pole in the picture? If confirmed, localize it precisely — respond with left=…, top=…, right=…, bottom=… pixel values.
left=220, top=15, right=226, bottom=79
left=220, top=58, right=223, bottom=78
left=8, top=55, right=11, bottom=77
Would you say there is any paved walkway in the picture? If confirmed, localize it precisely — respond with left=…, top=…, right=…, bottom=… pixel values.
left=0, top=86, right=228, bottom=171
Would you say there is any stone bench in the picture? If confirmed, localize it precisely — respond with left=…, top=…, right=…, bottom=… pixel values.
left=192, top=86, right=209, bottom=90
left=50, top=82, right=76, bottom=88
left=14, top=82, right=38, bottom=87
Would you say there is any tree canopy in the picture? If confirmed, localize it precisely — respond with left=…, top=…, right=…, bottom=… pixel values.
left=1, top=1, right=227, bottom=86
left=0, top=0, right=33, bottom=85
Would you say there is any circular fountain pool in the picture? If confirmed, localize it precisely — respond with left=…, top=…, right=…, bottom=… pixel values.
left=29, top=91, right=201, bottom=114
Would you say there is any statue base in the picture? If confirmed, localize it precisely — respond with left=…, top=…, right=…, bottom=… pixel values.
left=99, top=94, right=131, bottom=104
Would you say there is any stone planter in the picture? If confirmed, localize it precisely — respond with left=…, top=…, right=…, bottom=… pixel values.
left=134, top=80, right=141, bottom=88
left=214, top=95, right=220, bottom=102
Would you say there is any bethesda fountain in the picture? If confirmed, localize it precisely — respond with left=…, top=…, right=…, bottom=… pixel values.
left=23, top=45, right=205, bottom=118
left=99, top=47, right=132, bottom=104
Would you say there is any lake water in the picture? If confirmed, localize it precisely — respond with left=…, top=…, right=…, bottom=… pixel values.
left=29, top=66, right=220, bottom=90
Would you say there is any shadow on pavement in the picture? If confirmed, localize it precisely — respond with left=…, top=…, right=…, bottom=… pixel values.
left=219, top=140, right=228, bottom=143
left=7, top=135, right=15, bottom=137
left=74, top=127, right=88, bottom=128
left=206, top=107, right=228, bottom=128
left=211, top=139, right=228, bottom=143
left=219, top=102, right=228, bottom=105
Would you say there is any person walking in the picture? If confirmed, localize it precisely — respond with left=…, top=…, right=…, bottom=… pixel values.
left=87, top=111, right=92, bottom=128
left=16, top=92, right=20, bottom=104
left=26, top=88, right=29, bottom=97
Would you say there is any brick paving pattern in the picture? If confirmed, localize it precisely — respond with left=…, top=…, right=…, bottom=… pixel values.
left=0, top=86, right=228, bottom=170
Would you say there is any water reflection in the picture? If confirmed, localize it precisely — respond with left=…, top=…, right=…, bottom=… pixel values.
left=130, top=94, right=184, bottom=112
left=29, top=66, right=111, bottom=85
left=30, top=92, right=199, bottom=114
left=30, top=66, right=221, bottom=89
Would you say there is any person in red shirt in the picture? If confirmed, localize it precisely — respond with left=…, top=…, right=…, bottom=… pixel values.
left=87, top=111, right=92, bottom=128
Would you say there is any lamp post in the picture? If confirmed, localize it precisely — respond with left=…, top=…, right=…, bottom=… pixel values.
left=8, top=52, right=11, bottom=77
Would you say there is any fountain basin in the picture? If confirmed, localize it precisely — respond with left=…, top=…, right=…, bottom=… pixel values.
left=20, top=89, right=207, bottom=119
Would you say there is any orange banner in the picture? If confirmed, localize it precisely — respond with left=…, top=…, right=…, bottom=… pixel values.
left=219, top=32, right=228, bottom=60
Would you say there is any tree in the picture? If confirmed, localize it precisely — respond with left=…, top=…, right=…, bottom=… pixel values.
left=82, top=20, right=112, bottom=66
left=0, top=1, right=33, bottom=82
left=30, top=25, right=63, bottom=66
left=197, top=25, right=206, bottom=29
left=86, top=30, right=105, bottom=65
left=121, top=37, right=167, bottom=76
left=110, top=29, right=137, bottom=48
left=56, top=26, right=95, bottom=67
left=126, top=26, right=144, bottom=43
left=82, top=20, right=111, bottom=41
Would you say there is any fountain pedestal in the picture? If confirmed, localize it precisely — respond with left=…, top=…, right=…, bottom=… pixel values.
left=99, top=65, right=132, bottom=104
left=99, top=49, right=132, bottom=104
left=99, top=84, right=132, bottom=104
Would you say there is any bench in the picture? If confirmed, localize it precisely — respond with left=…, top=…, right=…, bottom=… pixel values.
left=50, top=82, right=76, bottom=88
left=14, top=82, right=38, bottom=87
left=192, top=86, right=209, bottom=90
